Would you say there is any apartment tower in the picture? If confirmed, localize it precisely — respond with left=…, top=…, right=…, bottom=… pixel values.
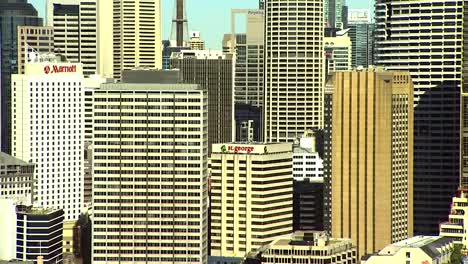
left=331, top=69, right=414, bottom=258
left=210, top=143, right=293, bottom=258
left=97, top=0, right=162, bottom=79
left=92, top=82, right=208, bottom=263
left=264, top=0, right=324, bottom=142
left=46, top=0, right=98, bottom=77
left=375, top=0, right=463, bottom=235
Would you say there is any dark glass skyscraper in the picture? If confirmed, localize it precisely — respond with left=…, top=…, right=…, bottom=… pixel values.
left=375, top=0, right=462, bottom=235
left=348, top=23, right=375, bottom=68
left=0, top=0, right=42, bottom=154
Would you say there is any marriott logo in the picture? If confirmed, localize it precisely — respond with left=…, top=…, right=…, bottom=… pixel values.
left=44, top=65, right=77, bottom=74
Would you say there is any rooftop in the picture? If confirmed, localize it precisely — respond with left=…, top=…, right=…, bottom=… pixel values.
left=16, top=205, right=62, bottom=215
left=376, top=236, right=454, bottom=258
left=99, top=83, right=199, bottom=91
left=0, top=152, right=29, bottom=166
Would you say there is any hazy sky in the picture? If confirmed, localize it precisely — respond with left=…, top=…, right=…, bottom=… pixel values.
left=30, top=0, right=372, bottom=49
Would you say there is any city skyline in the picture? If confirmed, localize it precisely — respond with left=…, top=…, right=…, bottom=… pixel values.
left=31, top=0, right=372, bottom=49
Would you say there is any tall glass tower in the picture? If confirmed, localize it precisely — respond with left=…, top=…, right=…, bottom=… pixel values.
left=0, top=0, right=42, bottom=154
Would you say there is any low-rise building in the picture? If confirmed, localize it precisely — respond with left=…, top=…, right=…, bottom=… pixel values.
left=362, top=236, right=454, bottom=264
left=440, top=193, right=468, bottom=246
left=251, top=231, right=356, bottom=264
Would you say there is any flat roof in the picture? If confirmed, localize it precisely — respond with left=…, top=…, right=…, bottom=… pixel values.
left=99, top=83, right=200, bottom=91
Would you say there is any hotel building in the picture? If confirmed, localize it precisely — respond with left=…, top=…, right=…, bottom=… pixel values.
left=11, top=59, right=84, bottom=221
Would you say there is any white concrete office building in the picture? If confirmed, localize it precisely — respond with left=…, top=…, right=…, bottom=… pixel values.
left=210, top=142, right=293, bottom=258
left=92, top=83, right=208, bottom=263
left=264, top=0, right=325, bottom=142
left=11, top=60, right=84, bottom=221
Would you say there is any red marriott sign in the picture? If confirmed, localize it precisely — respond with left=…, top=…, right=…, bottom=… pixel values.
left=44, top=65, right=77, bottom=74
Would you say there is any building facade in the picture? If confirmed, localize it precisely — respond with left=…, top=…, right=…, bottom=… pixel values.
left=11, top=61, right=84, bottom=221
left=348, top=23, right=375, bottom=68
left=0, top=0, right=43, bottom=154
left=17, top=26, right=54, bottom=74
left=0, top=152, right=34, bottom=204
left=324, top=32, right=352, bottom=76
left=362, top=236, right=454, bottom=264
left=189, top=31, right=205, bottom=50
left=323, top=83, right=333, bottom=233
left=16, top=205, right=64, bottom=264
left=331, top=69, right=414, bottom=258
left=97, top=0, right=162, bottom=79
left=375, top=0, right=463, bottom=235
left=171, top=50, right=234, bottom=154
left=264, top=0, right=324, bottom=142
left=258, top=231, right=356, bottom=264
left=91, top=83, right=208, bottom=263
left=46, top=0, right=98, bottom=77
left=293, top=180, right=323, bottom=231
left=210, top=143, right=293, bottom=258
left=324, top=0, right=346, bottom=29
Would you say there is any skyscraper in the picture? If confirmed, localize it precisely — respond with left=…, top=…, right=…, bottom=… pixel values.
left=331, top=69, right=414, bottom=258
left=348, top=9, right=374, bottom=68
left=171, top=50, right=234, bottom=154
left=210, top=142, right=293, bottom=259
left=46, top=0, right=98, bottom=76
left=97, top=0, right=162, bottom=79
left=91, top=81, right=208, bottom=263
left=375, top=0, right=463, bottom=235
left=325, top=0, right=346, bottom=28
left=11, top=59, right=84, bottom=221
left=189, top=31, right=205, bottom=50
left=264, top=0, right=324, bottom=142
left=0, top=0, right=43, bottom=154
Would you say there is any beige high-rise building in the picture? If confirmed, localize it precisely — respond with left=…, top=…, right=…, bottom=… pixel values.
left=264, top=0, right=325, bottom=142
left=331, top=69, right=414, bottom=259
left=17, top=26, right=54, bottom=74
left=324, top=31, right=351, bottom=75
left=46, top=0, right=97, bottom=76
left=92, top=82, right=208, bottom=263
left=188, top=31, right=205, bottom=50
left=210, top=143, right=293, bottom=258
left=97, top=0, right=162, bottom=80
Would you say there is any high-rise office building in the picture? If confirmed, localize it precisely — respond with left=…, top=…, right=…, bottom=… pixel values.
left=97, top=0, right=162, bottom=79
left=226, top=9, right=264, bottom=108
left=324, top=31, right=352, bottom=76
left=264, top=0, right=324, bottom=142
left=92, top=81, right=208, bottom=263
left=325, top=0, right=346, bottom=29
left=293, top=180, right=323, bottom=231
left=375, top=0, right=462, bottom=235
left=11, top=59, right=84, bottom=221
left=225, top=9, right=264, bottom=143
left=0, top=152, right=34, bottom=204
left=348, top=9, right=374, bottom=68
left=17, top=26, right=54, bottom=74
left=46, top=0, right=98, bottom=77
left=331, top=69, right=414, bottom=259
left=0, top=0, right=43, bottom=154
left=210, top=143, right=293, bottom=259
left=171, top=50, right=234, bottom=154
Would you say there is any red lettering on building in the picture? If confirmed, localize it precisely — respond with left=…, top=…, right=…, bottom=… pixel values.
left=228, top=146, right=254, bottom=153
left=44, top=65, right=77, bottom=74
